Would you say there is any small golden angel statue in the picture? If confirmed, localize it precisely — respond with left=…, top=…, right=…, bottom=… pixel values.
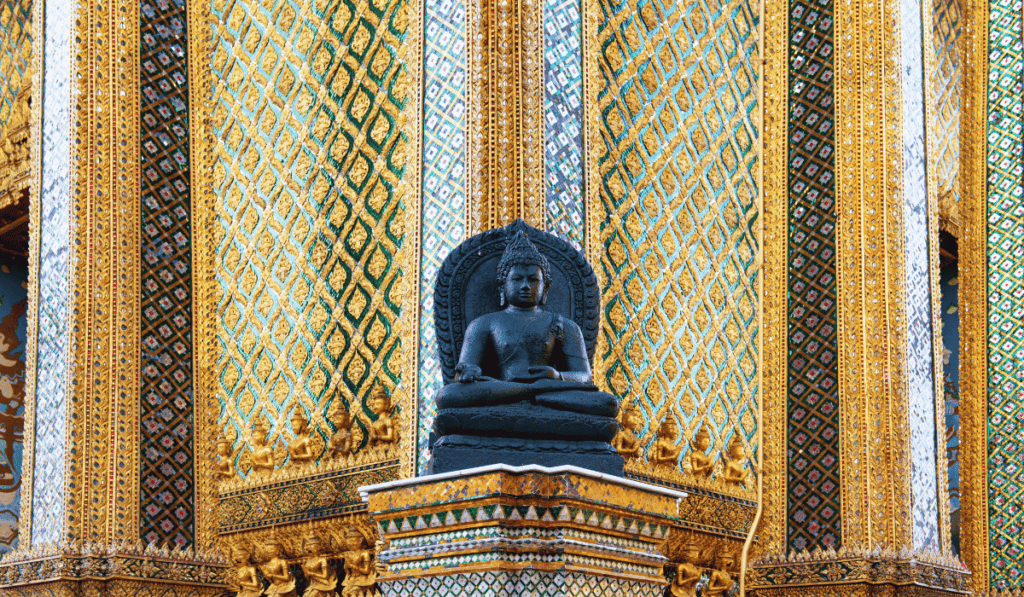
left=261, top=537, right=297, bottom=597
left=704, top=552, right=735, bottom=597
left=214, top=437, right=240, bottom=480
left=341, top=527, right=377, bottom=597
left=368, top=389, right=398, bottom=446
left=250, top=419, right=276, bottom=475
left=722, top=433, right=748, bottom=488
left=327, top=402, right=354, bottom=458
left=301, top=536, right=337, bottom=597
left=688, top=426, right=715, bottom=481
left=232, top=548, right=263, bottom=597
left=287, top=409, right=316, bottom=466
left=649, top=415, right=682, bottom=468
left=670, top=541, right=703, bottom=597
left=611, top=404, right=643, bottom=460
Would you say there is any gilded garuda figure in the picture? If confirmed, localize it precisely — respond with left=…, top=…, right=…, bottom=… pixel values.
left=429, top=220, right=622, bottom=474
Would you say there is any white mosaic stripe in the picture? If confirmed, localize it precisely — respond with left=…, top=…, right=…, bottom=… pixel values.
left=418, top=0, right=467, bottom=474
left=30, top=0, right=74, bottom=547
left=900, top=0, right=941, bottom=554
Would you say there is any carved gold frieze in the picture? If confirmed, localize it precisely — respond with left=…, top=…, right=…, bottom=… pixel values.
left=747, top=546, right=972, bottom=596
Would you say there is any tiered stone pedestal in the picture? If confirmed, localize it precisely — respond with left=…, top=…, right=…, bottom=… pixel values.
left=361, top=464, right=684, bottom=597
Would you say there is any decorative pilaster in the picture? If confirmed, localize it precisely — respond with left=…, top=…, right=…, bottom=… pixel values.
left=754, top=0, right=965, bottom=588
left=12, top=0, right=229, bottom=591
left=465, top=0, right=546, bottom=234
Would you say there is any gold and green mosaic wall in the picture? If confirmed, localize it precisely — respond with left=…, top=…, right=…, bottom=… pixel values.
left=211, top=0, right=414, bottom=472
left=589, top=0, right=760, bottom=484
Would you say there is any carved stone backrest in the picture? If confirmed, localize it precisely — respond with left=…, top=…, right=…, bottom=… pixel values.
left=433, top=219, right=600, bottom=384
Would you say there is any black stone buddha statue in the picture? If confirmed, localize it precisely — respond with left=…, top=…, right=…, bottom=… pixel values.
left=429, top=220, right=624, bottom=475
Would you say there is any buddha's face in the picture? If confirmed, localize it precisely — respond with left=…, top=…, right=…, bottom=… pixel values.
left=291, top=419, right=305, bottom=435
left=696, top=435, right=710, bottom=450
left=216, top=441, right=231, bottom=456
left=371, top=396, right=389, bottom=415
left=622, top=409, right=640, bottom=430
left=503, top=264, right=546, bottom=307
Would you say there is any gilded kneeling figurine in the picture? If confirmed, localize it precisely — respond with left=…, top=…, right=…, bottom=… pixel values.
left=430, top=228, right=621, bottom=474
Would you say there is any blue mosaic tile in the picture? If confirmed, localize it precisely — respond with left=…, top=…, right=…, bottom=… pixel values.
left=419, top=0, right=467, bottom=474
left=543, top=0, right=584, bottom=251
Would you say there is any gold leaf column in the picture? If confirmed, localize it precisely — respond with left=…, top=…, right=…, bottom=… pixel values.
left=465, top=0, right=546, bottom=234
left=20, top=0, right=143, bottom=547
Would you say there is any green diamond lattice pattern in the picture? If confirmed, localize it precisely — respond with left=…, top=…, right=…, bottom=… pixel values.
left=594, top=0, right=760, bottom=468
left=984, top=0, right=1023, bottom=587
left=211, top=0, right=409, bottom=473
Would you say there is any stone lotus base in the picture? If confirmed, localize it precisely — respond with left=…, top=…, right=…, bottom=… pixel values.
left=361, top=464, right=685, bottom=597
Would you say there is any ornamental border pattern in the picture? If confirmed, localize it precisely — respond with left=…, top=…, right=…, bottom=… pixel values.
left=920, top=0, right=953, bottom=556
left=21, top=0, right=44, bottom=548
left=957, top=0, right=988, bottom=587
left=138, top=0, right=196, bottom=548
left=186, top=0, right=219, bottom=553
left=759, top=0, right=790, bottom=560
left=465, top=0, right=545, bottom=234
left=834, top=0, right=914, bottom=550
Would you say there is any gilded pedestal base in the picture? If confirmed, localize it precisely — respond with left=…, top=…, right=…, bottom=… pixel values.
left=748, top=548, right=972, bottom=597
left=362, top=464, right=685, bottom=597
left=0, top=544, right=229, bottom=596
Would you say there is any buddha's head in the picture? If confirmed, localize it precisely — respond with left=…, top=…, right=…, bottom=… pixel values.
left=290, top=410, right=308, bottom=435
left=497, top=231, right=553, bottom=308
left=718, top=551, right=735, bottom=570
left=694, top=427, right=711, bottom=451
left=681, top=542, right=700, bottom=563
left=266, top=536, right=284, bottom=557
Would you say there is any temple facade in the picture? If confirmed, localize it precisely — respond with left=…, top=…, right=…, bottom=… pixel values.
left=0, top=0, right=1018, bottom=591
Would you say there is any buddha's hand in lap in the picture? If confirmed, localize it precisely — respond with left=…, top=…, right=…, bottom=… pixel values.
left=509, top=366, right=560, bottom=383
left=454, top=363, right=483, bottom=383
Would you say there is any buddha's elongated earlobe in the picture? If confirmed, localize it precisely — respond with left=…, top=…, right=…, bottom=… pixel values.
left=499, top=291, right=506, bottom=307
